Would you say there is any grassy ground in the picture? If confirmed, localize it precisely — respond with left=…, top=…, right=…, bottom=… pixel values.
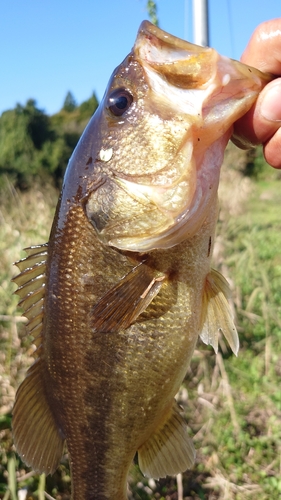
left=1, top=145, right=281, bottom=499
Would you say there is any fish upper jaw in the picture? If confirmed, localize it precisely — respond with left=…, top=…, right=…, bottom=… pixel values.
left=135, top=21, right=272, bottom=135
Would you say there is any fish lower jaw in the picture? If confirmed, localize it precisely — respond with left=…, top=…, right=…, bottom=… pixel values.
left=107, top=185, right=217, bottom=252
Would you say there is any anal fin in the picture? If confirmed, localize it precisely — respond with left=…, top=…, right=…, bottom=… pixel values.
left=12, top=354, right=65, bottom=475
left=138, top=401, right=195, bottom=479
left=91, top=263, right=165, bottom=333
left=200, top=269, right=239, bottom=355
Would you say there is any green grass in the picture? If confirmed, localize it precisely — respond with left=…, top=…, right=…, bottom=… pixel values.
left=180, top=149, right=281, bottom=499
left=1, top=147, right=281, bottom=499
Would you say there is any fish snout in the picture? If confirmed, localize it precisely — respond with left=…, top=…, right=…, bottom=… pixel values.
left=134, top=21, right=273, bottom=130
left=134, top=20, right=217, bottom=89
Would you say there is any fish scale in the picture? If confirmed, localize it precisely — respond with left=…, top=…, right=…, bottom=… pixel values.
left=12, top=20, right=272, bottom=500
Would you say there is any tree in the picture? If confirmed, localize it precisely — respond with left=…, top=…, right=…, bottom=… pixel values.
left=78, top=92, right=99, bottom=120
left=0, top=90, right=100, bottom=190
left=63, top=91, right=77, bottom=112
left=0, top=100, right=54, bottom=188
left=146, top=0, right=159, bottom=26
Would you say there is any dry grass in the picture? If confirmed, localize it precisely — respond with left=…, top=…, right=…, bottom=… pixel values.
left=0, top=179, right=57, bottom=415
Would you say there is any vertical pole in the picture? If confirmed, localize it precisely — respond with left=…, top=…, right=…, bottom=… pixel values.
left=192, top=0, right=209, bottom=46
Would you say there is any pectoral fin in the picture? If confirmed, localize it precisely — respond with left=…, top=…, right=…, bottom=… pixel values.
left=200, top=269, right=239, bottom=355
left=91, top=263, right=165, bottom=333
left=138, top=401, right=195, bottom=479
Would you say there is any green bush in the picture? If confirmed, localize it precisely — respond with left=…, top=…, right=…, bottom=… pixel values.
left=0, top=92, right=99, bottom=190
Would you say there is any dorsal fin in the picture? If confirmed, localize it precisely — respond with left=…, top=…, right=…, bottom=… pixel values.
left=200, top=269, right=239, bottom=355
left=12, top=243, right=65, bottom=474
left=12, top=244, right=48, bottom=341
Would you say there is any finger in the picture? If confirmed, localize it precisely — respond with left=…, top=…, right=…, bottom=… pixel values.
left=233, top=79, right=281, bottom=148
left=232, top=18, right=281, bottom=166
left=241, top=18, right=281, bottom=74
left=263, top=126, right=281, bottom=168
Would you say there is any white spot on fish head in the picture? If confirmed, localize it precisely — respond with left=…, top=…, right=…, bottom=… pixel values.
left=99, top=148, right=113, bottom=162
left=222, top=74, right=231, bottom=86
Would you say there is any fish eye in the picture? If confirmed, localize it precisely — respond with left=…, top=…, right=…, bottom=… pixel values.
left=107, top=88, right=133, bottom=117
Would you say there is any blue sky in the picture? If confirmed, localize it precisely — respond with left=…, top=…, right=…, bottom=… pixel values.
left=1, top=0, right=280, bottom=116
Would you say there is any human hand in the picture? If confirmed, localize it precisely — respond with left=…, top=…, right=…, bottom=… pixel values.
left=232, top=18, right=281, bottom=168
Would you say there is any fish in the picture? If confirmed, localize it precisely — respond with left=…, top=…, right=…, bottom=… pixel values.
left=12, top=20, right=272, bottom=500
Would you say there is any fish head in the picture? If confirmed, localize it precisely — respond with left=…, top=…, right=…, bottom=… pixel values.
left=67, top=21, right=271, bottom=252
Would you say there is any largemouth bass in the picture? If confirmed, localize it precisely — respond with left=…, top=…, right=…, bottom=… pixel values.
left=12, top=21, right=271, bottom=500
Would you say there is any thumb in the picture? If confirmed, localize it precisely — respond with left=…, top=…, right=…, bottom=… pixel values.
left=232, top=78, right=281, bottom=150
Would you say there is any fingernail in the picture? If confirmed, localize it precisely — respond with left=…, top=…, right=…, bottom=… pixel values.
left=260, top=83, right=281, bottom=122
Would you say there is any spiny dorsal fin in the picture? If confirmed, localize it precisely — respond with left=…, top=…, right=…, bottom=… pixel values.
left=91, top=263, right=166, bottom=333
left=12, top=243, right=65, bottom=473
left=200, top=269, right=239, bottom=355
left=138, top=401, right=195, bottom=479
left=12, top=353, right=65, bottom=475
left=14, top=244, right=48, bottom=270
left=12, top=244, right=48, bottom=340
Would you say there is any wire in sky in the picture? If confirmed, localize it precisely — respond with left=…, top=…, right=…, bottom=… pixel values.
left=226, top=0, right=235, bottom=57
left=184, top=0, right=190, bottom=41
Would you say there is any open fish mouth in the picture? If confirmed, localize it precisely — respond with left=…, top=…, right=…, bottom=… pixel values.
left=85, top=21, right=271, bottom=253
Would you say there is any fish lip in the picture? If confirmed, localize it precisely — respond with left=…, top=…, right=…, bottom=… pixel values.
left=136, top=21, right=272, bottom=82
left=134, top=20, right=217, bottom=91
left=136, top=20, right=211, bottom=57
